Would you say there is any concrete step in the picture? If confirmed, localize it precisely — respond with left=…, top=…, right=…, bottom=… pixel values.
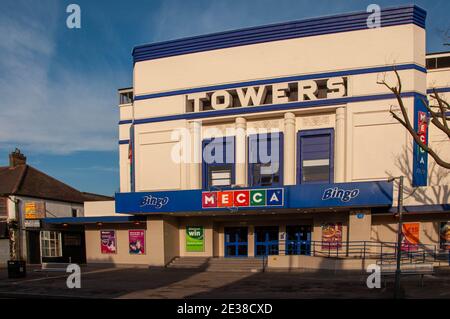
left=167, top=257, right=266, bottom=272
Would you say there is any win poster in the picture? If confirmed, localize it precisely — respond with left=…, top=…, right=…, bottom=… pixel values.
left=186, top=226, right=204, bottom=252
left=129, top=230, right=145, bottom=255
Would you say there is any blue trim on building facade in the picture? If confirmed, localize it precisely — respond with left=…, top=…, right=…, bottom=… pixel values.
left=297, top=128, right=335, bottom=185
left=119, top=139, right=130, bottom=145
left=127, top=91, right=423, bottom=125
left=132, top=5, right=425, bottom=63
left=134, top=64, right=426, bottom=102
left=427, top=87, right=450, bottom=94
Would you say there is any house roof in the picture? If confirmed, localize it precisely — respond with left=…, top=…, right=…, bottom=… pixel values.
left=82, top=192, right=114, bottom=202
left=0, top=164, right=109, bottom=204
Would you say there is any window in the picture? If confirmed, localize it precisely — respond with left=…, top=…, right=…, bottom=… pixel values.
left=426, top=56, right=450, bottom=70
left=0, top=197, right=7, bottom=218
left=426, top=58, right=437, bottom=70
left=40, top=231, right=62, bottom=257
left=298, top=129, right=334, bottom=184
left=119, top=91, right=133, bottom=104
left=208, top=165, right=232, bottom=187
left=0, top=198, right=7, bottom=239
left=71, top=208, right=78, bottom=218
left=202, top=137, right=235, bottom=189
left=437, top=56, right=450, bottom=69
left=0, top=221, right=7, bottom=239
left=248, top=132, right=283, bottom=187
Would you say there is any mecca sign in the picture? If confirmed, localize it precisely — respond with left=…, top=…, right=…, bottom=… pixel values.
left=202, top=188, right=284, bottom=209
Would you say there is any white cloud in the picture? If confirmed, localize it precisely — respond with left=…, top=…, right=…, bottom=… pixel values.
left=0, top=1, right=119, bottom=154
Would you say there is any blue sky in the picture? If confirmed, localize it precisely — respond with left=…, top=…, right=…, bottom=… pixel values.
left=0, top=0, right=448, bottom=196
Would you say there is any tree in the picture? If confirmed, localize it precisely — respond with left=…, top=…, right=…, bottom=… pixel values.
left=377, top=68, right=450, bottom=169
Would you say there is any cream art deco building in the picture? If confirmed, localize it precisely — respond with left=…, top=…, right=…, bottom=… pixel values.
left=45, top=5, right=450, bottom=269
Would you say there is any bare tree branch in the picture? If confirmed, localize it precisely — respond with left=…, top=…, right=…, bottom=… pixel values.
left=378, top=68, right=450, bottom=169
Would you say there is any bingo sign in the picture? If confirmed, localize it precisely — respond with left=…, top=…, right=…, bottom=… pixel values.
left=412, top=96, right=428, bottom=187
left=201, top=188, right=284, bottom=209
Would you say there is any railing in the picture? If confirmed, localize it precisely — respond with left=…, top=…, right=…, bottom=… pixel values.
left=260, top=240, right=450, bottom=264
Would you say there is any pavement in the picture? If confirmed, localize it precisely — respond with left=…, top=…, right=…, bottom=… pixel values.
left=1, top=265, right=450, bottom=299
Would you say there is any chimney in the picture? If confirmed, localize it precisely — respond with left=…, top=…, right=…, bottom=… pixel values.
left=9, top=148, right=27, bottom=167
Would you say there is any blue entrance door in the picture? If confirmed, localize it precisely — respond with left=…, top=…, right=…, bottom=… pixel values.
left=224, top=227, right=248, bottom=257
left=255, top=226, right=279, bottom=256
left=286, top=225, right=311, bottom=255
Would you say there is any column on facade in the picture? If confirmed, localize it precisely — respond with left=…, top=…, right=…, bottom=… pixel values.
left=335, top=106, right=346, bottom=183
left=283, top=112, right=296, bottom=185
left=235, top=117, right=247, bottom=187
left=189, top=121, right=202, bottom=189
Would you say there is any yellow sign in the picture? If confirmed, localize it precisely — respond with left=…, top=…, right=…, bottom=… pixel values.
left=24, top=202, right=45, bottom=219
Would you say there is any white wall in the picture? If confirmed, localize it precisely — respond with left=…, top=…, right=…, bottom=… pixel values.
left=84, top=201, right=119, bottom=217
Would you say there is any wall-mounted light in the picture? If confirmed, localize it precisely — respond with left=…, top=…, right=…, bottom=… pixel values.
left=62, top=223, right=68, bottom=227
left=97, top=222, right=103, bottom=226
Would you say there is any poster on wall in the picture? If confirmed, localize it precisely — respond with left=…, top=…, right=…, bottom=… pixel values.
left=100, top=230, right=117, bottom=254
left=401, top=223, right=420, bottom=251
left=186, top=226, right=204, bottom=252
left=440, top=222, right=450, bottom=250
left=24, top=201, right=46, bottom=219
left=129, top=230, right=145, bottom=254
left=321, top=222, right=342, bottom=249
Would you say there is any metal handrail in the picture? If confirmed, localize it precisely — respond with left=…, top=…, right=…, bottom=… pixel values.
left=259, top=240, right=446, bottom=264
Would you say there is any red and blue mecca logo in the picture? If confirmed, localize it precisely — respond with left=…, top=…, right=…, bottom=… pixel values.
left=202, top=188, right=284, bottom=209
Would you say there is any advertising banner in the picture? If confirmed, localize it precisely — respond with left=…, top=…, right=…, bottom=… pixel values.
left=412, top=96, right=428, bottom=187
left=24, top=201, right=46, bottom=219
left=115, top=181, right=393, bottom=214
left=401, top=223, right=420, bottom=251
left=440, top=222, right=450, bottom=250
left=186, top=226, right=204, bottom=252
left=100, top=230, right=117, bottom=254
left=321, top=222, right=342, bottom=250
left=129, top=230, right=145, bottom=254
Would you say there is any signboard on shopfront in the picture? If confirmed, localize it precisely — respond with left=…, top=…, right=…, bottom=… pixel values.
left=186, top=226, right=204, bottom=252
left=412, top=96, right=428, bottom=187
left=115, top=181, right=393, bottom=214
left=201, top=188, right=284, bottom=209
left=24, top=219, right=41, bottom=229
left=24, top=201, right=46, bottom=219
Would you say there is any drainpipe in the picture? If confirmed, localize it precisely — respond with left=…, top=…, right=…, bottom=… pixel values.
left=15, top=197, right=23, bottom=261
